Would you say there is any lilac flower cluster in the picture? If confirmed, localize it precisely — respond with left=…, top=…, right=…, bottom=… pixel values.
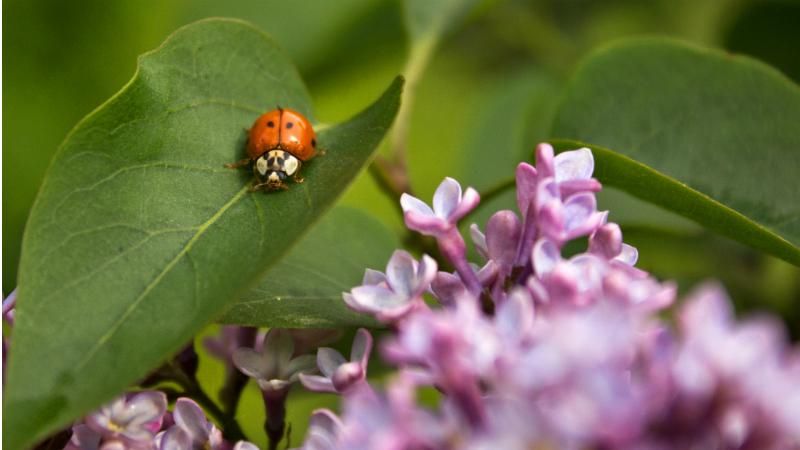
left=63, top=392, right=257, bottom=450
left=297, top=144, right=800, bottom=449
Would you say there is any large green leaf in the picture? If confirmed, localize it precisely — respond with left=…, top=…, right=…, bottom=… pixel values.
left=4, top=18, right=402, bottom=450
left=221, top=207, right=397, bottom=327
left=551, top=38, right=800, bottom=266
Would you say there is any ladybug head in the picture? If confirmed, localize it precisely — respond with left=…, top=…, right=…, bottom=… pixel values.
left=255, top=149, right=300, bottom=189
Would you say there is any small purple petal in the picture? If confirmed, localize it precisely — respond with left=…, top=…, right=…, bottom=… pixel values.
left=496, top=288, right=535, bottom=340
left=554, top=147, right=594, bottom=182
left=173, top=398, right=209, bottom=444
left=68, top=425, right=101, bottom=450
left=347, top=285, right=411, bottom=314
left=403, top=210, right=450, bottom=235
left=515, top=162, right=538, bottom=216
left=332, top=361, right=365, bottom=392
left=470, top=224, right=489, bottom=260
left=299, top=373, right=337, bottom=393
left=430, top=271, right=468, bottom=307
left=233, top=441, right=260, bottom=450
left=232, top=348, right=271, bottom=379
left=285, top=355, right=318, bottom=381
left=351, top=328, right=373, bottom=367
left=433, top=177, right=463, bottom=219
left=362, top=269, right=387, bottom=286
left=263, top=329, right=294, bottom=369
left=302, top=409, right=342, bottom=450
left=558, top=178, right=602, bottom=198
left=615, top=244, right=639, bottom=266
left=589, top=223, right=623, bottom=259
left=532, top=239, right=561, bottom=276
left=317, top=348, right=346, bottom=378
left=486, top=210, right=522, bottom=269
left=412, top=254, right=438, bottom=297
left=476, top=260, right=499, bottom=287
left=447, top=187, right=480, bottom=224
left=159, top=426, right=193, bottom=450
left=535, top=143, right=555, bottom=179
left=400, top=193, right=434, bottom=217
left=386, top=250, right=418, bottom=298
left=562, top=193, right=597, bottom=234
left=2, top=289, right=16, bottom=323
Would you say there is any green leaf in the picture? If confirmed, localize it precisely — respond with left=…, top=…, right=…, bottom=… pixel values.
left=4, top=18, right=402, bottom=450
left=220, top=206, right=397, bottom=327
left=551, top=38, right=800, bottom=267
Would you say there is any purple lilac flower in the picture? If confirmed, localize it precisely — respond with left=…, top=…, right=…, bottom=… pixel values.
left=84, top=392, right=167, bottom=446
left=400, top=177, right=479, bottom=236
left=232, top=328, right=316, bottom=392
left=514, top=143, right=603, bottom=267
left=3, top=288, right=17, bottom=386
left=300, top=328, right=372, bottom=394
left=401, top=178, right=482, bottom=294
left=343, top=250, right=436, bottom=323
left=308, top=143, right=800, bottom=449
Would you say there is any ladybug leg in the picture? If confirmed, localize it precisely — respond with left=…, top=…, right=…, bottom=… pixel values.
left=225, top=158, right=250, bottom=169
left=293, top=173, right=305, bottom=184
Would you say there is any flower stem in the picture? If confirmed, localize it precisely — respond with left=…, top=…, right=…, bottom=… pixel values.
left=262, top=388, right=290, bottom=450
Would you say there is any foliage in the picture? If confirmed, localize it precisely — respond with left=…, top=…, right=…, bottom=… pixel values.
left=4, top=0, right=800, bottom=449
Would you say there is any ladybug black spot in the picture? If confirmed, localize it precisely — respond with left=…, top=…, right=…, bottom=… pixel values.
left=267, top=158, right=275, bottom=166
left=277, top=157, right=285, bottom=165
left=286, top=122, right=294, bottom=129
left=311, top=139, right=317, bottom=147
left=267, top=121, right=275, bottom=128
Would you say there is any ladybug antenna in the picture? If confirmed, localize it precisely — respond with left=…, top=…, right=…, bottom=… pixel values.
left=276, top=105, right=283, bottom=112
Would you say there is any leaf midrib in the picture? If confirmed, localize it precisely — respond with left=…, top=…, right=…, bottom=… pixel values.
left=75, top=184, right=250, bottom=370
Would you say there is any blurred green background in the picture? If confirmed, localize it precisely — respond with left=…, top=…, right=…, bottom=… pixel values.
left=7, top=0, right=800, bottom=303
left=6, top=0, right=800, bottom=446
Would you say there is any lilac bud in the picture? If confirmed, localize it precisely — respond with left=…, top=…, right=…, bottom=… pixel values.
left=485, top=210, right=522, bottom=274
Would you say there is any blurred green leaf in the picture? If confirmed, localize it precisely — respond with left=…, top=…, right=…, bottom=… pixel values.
left=4, top=19, right=402, bottom=450
left=220, top=207, right=397, bottom=327
left=551, top=38, right=800, bottom=267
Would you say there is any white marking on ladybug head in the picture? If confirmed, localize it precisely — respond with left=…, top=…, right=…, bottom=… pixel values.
left=283, top=155, right=299, bottom=176
left=256, top=156, right=269, bottom=176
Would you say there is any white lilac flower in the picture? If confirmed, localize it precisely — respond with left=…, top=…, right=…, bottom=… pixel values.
left=300, top=328, right=373, bottom=394
left=343, top=250, right=436, bottom=323
left=232, top=329, right=316, bottom=392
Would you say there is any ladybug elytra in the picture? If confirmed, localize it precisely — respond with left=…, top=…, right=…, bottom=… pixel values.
left=225, top=107, right=319, bottom=191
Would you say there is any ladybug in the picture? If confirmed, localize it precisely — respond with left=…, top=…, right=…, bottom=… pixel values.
left=225, top=107, right=319, bottom=191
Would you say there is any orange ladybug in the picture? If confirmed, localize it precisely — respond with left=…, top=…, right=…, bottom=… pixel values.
left=226, top=107, right=319, bottom=191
